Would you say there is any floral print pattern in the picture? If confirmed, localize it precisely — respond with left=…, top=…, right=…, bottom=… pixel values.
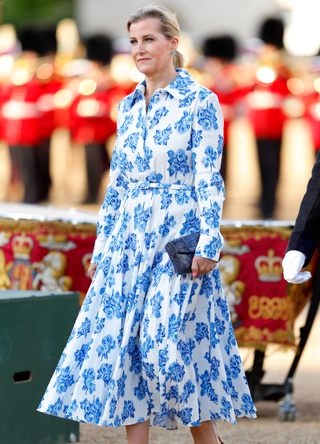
left=38, top=69, right=256, bottom=430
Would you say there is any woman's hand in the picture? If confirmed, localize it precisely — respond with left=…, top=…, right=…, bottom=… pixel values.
left=191, top=256, right=217, bottom=278
left=88, top=263, right=98, bottom=280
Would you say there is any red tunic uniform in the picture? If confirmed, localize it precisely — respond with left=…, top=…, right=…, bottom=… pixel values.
left=304, top=91, right=320, bottom=152
left=37, top=74, right=63, bottom=139
left=0, top=82, right=14, bottom=141
left=2, top=77, right=44, bottom=146
left=246, top=76, right=290, bottom=140
left=69, top=82, right=128, bottom=145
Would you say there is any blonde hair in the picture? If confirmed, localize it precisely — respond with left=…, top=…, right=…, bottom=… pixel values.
left=127, top=4, right=185, bottom=69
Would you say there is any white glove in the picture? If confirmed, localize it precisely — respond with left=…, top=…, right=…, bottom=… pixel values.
left=282, top=250, right=311, bottom=284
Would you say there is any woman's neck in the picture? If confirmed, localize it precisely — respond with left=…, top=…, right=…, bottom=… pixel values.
left=144, top=67, right=178, bottom=106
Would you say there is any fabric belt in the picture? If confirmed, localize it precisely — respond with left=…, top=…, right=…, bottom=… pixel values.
left=127, top=181, right=195, bottom=191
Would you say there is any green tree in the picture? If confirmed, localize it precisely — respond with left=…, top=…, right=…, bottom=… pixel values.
left=2, top=0, right=73, bottom=28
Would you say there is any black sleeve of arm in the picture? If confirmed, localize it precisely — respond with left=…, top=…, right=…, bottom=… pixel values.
left=287, top=151, right=320, bottom=265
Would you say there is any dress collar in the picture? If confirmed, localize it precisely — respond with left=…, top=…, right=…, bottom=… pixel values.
left=132, top=68, right=196, bottom=105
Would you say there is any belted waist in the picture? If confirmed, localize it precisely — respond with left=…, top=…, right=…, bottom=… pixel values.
left=127, top=181, right=195, bottom=191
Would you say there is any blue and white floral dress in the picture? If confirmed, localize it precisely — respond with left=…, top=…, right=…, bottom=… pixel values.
left=38, top=69, right=256, bottom=429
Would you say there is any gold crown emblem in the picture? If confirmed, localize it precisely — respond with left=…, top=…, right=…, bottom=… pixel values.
left=12, top=233, right=34, bottom=259
left=254, top=249, right=282, bottom=282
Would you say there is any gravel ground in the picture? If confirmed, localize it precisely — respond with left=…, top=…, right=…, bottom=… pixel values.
left=78, top=401, right=320, bottom=444
left=75, top=308, right=320, bottom=444
left=79, top=412, right=320, bottom=444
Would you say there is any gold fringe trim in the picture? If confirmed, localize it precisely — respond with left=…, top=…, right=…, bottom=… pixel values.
left=221, top=225, right=292, bottom=241
left=235, top=325, right=295, bottom=347
left=0, top=218, right=97, bottom=238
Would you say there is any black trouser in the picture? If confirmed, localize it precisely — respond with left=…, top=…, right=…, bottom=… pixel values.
left=220, top=146, right=227, bottom=183
left=256, top=138, right=282, bottom=219
left=9, top=145, right=37, bottom=203
left=84, top=142, right=110, bottom=203
left=35, top=138, right=51, bottom=201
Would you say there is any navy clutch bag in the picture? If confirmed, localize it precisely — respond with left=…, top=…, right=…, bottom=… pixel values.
left=165, top=231, right=200, bottom=274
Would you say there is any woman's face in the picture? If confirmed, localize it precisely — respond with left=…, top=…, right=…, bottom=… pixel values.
left=129, top=18, right=178, bottom=77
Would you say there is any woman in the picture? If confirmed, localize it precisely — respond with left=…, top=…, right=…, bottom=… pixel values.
left=38, top=5, right=256, bottom=443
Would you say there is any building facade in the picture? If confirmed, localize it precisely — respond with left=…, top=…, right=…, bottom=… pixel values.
left=75, top=0, right=281, bottom=46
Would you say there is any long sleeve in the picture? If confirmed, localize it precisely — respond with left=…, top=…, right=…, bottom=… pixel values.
left=287, top=151, right=320, bottom=265
left=192, top=92, right=225, bottom=261
left=91, top=104, right=128, bottom=264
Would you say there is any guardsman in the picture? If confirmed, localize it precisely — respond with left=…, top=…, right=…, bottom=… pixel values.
left=69, top=35, right=128, bottom=203
left=2, top=28, right=44, bottom=203
left=246, top=18, right=290, bottom=219
left=202, top=35, right=249, bottom=182
left=35, top=27, right=63, bottom=201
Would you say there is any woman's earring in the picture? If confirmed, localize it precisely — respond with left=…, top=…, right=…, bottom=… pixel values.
left=171, top=50, right=176, bottom=55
